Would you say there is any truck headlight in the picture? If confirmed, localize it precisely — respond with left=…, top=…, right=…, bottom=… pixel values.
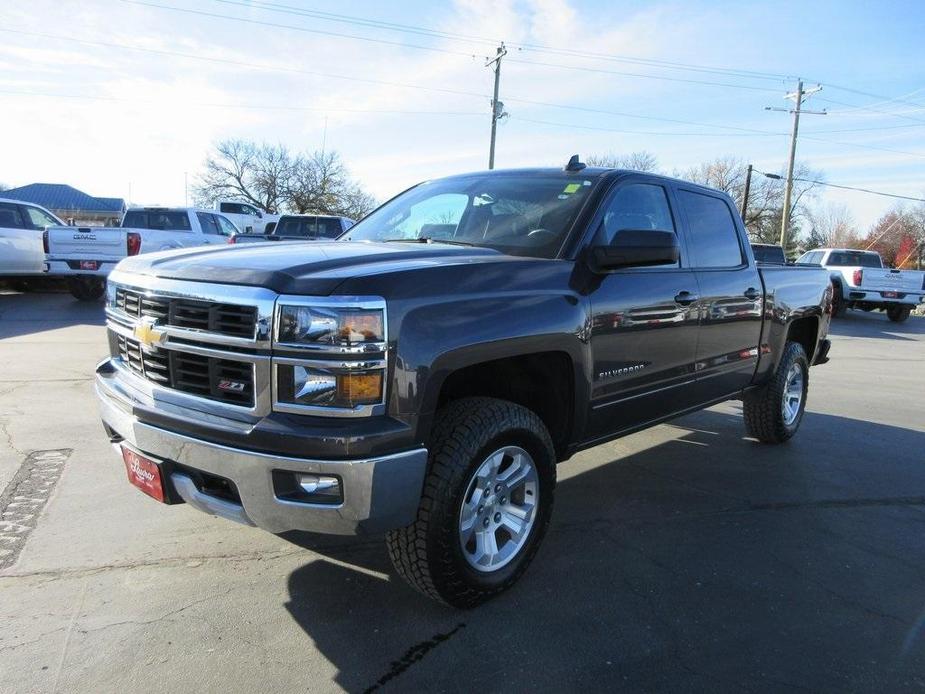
left=275, top=362, right=384, bottom=410
left=106, top=280, right=117, bottom=308
left=277, top=305, right=384, bottom=347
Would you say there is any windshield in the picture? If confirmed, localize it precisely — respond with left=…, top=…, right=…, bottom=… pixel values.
left=341, top=173, right=600, bottom=258
left=827, top=251, right=882, bottom=268
left=122, top=210, right=191, bottom=231
left=274, top=216, right=343, bottom=239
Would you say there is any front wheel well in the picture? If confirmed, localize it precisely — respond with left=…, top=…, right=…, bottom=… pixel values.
left=786, top=316, right=819, bottom=363
left=436, top=352, right=575, bottom=460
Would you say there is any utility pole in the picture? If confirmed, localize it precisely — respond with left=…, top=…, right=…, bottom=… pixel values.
left=741, top=164, right=753, bottom=222
left=766, top=80, right=825, bottom=249
left=486, top=43, right=507, bottom=169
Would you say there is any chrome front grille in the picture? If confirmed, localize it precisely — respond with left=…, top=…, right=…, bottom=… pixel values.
left=114, top=334, right=255, bottom=407
left=104, top=271, right=387, bottom=420
left=115, top=287, right=258, bottom=339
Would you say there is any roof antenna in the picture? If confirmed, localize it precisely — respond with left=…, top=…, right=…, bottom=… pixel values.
left=565, top=154, right=586, bottom=172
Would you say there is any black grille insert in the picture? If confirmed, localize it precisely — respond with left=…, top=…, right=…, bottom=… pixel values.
left=115, top=334, right=254, bottom=407
left=115, top=289, right=257, bottom=339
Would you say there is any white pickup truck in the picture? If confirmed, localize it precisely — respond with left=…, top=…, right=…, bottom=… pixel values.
left=797, top=247, right=925, bottom=322
left=228, top=214, right=355, bottom=244
left=215, top=200, right=279, bottom=235
left=45, top=207, right=241, bottom=300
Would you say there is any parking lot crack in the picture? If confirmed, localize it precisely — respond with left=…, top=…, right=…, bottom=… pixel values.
left=362, top=623, right=466, bottom=693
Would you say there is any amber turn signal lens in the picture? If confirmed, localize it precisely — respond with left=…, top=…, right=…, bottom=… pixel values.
left=336, top=371, right=382, bottom=406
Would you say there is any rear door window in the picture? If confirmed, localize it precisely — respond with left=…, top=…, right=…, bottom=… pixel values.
left=0, top=203, right=25, bottom=229
left=197, top=212, right=221, bottom=235
left=678, top=190, right=744, bottom=268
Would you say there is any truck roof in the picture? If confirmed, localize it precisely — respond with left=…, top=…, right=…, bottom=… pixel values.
left=127, top=206, right=216, bottom=214
left=433, top=167, right=729, bottom=199
left=814, top=248, right=880, bottom=255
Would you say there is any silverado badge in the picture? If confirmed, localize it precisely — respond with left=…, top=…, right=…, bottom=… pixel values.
left=134, top=316, right=166, bottom=348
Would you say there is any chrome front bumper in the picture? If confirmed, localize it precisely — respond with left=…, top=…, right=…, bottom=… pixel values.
left=97, top=363, right=428, bottom=536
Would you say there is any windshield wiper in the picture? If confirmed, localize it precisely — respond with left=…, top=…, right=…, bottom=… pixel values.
left=383, top=237, right=479, bottom=247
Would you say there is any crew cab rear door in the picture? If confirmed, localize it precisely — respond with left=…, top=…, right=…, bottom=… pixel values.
left=674, top=186, right=763, bottom=399
left=585, top=176, right=702, bottom=440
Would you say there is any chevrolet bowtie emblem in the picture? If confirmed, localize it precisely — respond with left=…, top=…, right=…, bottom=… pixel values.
left=134, top=316, right=166, bottom=348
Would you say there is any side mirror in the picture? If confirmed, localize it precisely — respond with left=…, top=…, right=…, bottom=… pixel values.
left=587, top=229, right=680, bottom=273
left=256, top=210, right=263, bottom=218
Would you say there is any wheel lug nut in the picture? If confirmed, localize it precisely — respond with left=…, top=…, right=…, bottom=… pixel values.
left=500, top=496, right=507, bottom=505
left=494, top=512, right=501, bottom=523
left=483, top=517, right=490, bottom=527
left=495, top=484, right=502, bottom=492
left=477, top=505, right=484, bottom=515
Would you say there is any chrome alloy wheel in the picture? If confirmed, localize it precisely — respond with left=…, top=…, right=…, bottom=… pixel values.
left=781, top=362, right=805, bottom=426
left=458, top=446, right=539, bottom=573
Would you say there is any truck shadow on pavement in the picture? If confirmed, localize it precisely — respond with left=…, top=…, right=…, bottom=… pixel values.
left=0, top=289, right=105, bottom=340
left=281, top=407, right=925, bottom=692
left=828, top=310, right=924, bottom=341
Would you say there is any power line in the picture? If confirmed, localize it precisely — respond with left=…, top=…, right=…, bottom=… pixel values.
left=820, top=84, right=925, bottom=111
left=504, top=56, right=782, bottom=93
left=0, top=88, right=486, bottom=116
left=122, top=0, right=485, bottom=59
left=5, top=26, right=925, bottom=160
left=0, top=28, right=489, bottom=101
left=755, top=172, right=925, bottom=203
left=200, top=0, right=792, bottom=83
left=513, top=116, right=784, bottom=137
left=817, top=96, right=925, bottom=124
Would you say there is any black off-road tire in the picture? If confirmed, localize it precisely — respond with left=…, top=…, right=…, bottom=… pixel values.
left=386, top=397, right=556, bottom=608
left=68, top=277, right=105, bottom=301
left=886, top=305, right=911, bottom=323
left=831, top=283, right=847, bottom=318
left=743, top=341, right=809, bottom=444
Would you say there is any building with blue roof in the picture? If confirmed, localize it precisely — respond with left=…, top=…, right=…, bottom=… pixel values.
left=2, top=183, right=125, bottom=226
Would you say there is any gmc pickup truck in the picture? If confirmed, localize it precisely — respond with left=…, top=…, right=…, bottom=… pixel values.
left=796, top=247, right=925, bottom=322
left=96, top=160, right=832, bottom=607
left=45, top=207, right=241, bottom=300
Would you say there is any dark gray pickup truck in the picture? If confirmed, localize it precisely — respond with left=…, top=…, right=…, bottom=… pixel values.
left=96, top=159, right=832, bottom=606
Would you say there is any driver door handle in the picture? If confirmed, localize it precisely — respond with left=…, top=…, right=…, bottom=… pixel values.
left=674, top=291, right=698, bottom=306
left=744, top=287, right=761, bottom=300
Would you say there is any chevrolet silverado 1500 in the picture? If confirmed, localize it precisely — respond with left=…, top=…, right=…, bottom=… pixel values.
left=96, top=160, right=832, bottom=606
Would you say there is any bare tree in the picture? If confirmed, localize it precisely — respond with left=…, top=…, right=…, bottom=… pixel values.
left=286, top=151, right=375, bottom=219
left=193, top=140, right=292, bottom=212
left=193, top=140, right=374, bottom=218
left=805, top=203, right=861, bottom=249
left=586, top=151, right=659, bottom=172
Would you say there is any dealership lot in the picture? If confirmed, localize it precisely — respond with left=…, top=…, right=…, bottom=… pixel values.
left=1, top=289, right=923, bottom=692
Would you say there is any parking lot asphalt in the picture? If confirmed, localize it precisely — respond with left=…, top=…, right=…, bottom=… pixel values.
left=0, top=288, right=923, bottom=693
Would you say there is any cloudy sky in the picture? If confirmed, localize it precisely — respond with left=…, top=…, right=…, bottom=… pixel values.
left=1, top=0, right=923, bottom=230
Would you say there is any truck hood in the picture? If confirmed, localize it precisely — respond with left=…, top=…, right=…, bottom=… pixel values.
left=115, top=241, right=508, bottom=294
